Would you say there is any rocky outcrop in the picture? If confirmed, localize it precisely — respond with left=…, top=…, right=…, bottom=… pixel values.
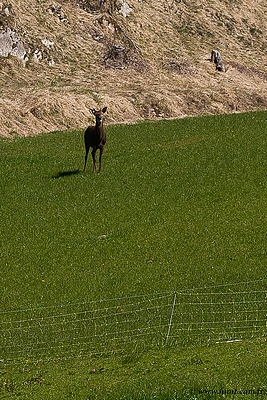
left=0, top=28, right=28, bottom=64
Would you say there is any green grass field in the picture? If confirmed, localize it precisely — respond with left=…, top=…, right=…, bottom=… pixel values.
left=0, top=111, right=266, bottom=399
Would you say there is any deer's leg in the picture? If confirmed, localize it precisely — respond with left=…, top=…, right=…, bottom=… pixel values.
left=83, top=146, right=89, bottom=171
left=92, top=149, right=97, bottom=172
left=99, top=146, right=104, bottom=172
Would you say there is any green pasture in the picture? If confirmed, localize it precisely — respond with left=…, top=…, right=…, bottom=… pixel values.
left=1, top=111, right=266, bottom=308
left=0, top=111, right=266, bottom=398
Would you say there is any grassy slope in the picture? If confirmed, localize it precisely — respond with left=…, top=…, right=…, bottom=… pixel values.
left=0, top=112, right=267, bottom=398
left=0, top=0, right=267, bottom=136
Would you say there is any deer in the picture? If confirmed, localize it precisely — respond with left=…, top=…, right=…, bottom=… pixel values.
left=83, top=107, right=107, bottom=173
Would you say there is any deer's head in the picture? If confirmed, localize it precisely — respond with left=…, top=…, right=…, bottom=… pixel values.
left=90, top=107, right=107, bottom=125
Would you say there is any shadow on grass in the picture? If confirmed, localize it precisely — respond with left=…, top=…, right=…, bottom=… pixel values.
left=52, top=169, right=81, bottom=179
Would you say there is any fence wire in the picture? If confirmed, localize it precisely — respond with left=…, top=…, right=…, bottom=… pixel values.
left=170, top=289, right=266, bottom=346
left=0, top=283, right=266, bottom=362
left=0, top=293, right=172, bottom=361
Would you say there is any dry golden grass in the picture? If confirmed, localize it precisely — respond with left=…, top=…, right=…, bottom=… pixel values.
left=0, top=0, right=267, bottom=137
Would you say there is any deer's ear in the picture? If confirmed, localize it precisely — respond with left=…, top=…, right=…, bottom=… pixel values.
left=89, top=108, right=96, bottom=115
left=102, top=107, right=107, bottom=113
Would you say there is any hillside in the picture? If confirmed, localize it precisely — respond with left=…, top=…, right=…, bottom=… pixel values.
left=0, top=0, right=267, bottom=137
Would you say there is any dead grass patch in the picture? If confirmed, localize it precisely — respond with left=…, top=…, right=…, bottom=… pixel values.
left=162, top=58, right=196, bottom=75
left=228, top=61, right=267, bottom=81
left=138, top=95, right=173, bottom=119
left=103, top=43, right=147, bottom=71
left=0, top=0, right=267, bottom=136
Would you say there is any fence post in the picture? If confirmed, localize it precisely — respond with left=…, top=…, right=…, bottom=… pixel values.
left=164, top=291, right=177, bottom=346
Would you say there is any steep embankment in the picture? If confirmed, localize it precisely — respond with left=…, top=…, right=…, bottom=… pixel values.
left=0, top=0, right=267, bottom=137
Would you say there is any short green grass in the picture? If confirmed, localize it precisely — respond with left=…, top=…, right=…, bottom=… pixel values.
left=0, top=111, right=266, bottom=398
left=1, top=338, right=266, bottom=399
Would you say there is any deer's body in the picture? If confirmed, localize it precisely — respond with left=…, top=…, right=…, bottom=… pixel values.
left=83, top=107, right=107, bottom=172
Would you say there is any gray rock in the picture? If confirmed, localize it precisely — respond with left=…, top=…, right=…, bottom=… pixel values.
left=0, top=28, right=27, bottom=61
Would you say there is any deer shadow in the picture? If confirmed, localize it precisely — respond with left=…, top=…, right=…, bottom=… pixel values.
left=52, top=169, right=81, bottom=179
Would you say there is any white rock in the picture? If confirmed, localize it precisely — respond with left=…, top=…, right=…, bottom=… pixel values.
left=119, top=0, right=132, bottom=18
left=41, top=38, right=54, bottom=49
left=0, top=28, right=27, bottom=60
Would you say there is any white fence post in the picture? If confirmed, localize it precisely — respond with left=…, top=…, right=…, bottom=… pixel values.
left=164, top=291, right=177, bottom=346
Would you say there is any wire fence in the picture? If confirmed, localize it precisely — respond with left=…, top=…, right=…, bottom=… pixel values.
left=0, top=280, right=266, bottom=362
left=167, top=289, right=266, bottom=346
left=0, top=293, right=171, bottom=362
